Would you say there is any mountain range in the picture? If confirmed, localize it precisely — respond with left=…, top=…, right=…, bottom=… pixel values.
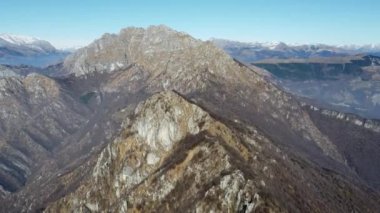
left=0, top=26, right=379, bottom=212
left=212, top=38, right=380, bottom=62
left=213, top=39, right=380, bottom=119
left=252, top=55, right=380, bottom=119
left=0, top=34, right=69, bottom=68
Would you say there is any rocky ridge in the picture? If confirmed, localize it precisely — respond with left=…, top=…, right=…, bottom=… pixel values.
left=45, top=91, right=380, bottom=212
left=62, top=25, right=344, bottom=165
left=303, top=103, right=380, bottom=133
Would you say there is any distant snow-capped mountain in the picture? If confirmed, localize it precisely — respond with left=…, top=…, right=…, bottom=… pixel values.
left=0, top=33, right=57, bottom=55
left=211, top=38, right=380, bottom=62
left=0, top=34, right=39, bottom=45
left=0, top=34, right=69, bottom=67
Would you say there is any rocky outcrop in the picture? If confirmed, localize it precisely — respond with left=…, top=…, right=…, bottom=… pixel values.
left=304, top=103, right=380, bottom=133
left=45, top=91, right=380, bottom=212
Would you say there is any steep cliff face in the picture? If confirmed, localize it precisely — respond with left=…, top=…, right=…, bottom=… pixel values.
left=304, top=103, right=380, bottom=133
left=45, top=91, right=380, bottom=212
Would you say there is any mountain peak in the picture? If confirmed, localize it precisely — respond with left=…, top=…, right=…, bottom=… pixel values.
left=118, top=25, right=179, bottom=35
left=63, top=25, right=205, bottom=76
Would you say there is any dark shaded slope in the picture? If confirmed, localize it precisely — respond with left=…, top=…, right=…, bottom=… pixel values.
left=305, top=105, right=380, bottom=191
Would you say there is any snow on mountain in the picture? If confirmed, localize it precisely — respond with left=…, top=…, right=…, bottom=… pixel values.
left=0, top=33, right=57, bottom=54
left=0, top=34, right=69, bottom=67
left=0, top=34, right=39, bottom=45
left=212, top=38, right=380, bottom=52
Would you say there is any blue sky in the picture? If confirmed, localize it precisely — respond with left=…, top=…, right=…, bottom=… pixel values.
left=1, top=0, right=379, bottom=48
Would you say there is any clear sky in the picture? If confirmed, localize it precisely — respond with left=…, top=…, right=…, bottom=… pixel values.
left=1, top=0, right=379, bottom=48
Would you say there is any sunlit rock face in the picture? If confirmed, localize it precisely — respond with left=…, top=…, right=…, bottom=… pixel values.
left=133, top=92, right=210, bottom=151
left=45, top=91, right=380, bottom=213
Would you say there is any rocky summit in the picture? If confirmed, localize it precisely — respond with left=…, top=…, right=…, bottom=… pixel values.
left=0, top=25, right=379, bottom=212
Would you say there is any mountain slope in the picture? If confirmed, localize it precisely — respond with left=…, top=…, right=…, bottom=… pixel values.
left=303, top=103, right=380, bottom=190
left=62, top=25, right=344, bottom=166
left=0, top=70, right=90, bottom=196
left=45, top=91, right=380, bottom=212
